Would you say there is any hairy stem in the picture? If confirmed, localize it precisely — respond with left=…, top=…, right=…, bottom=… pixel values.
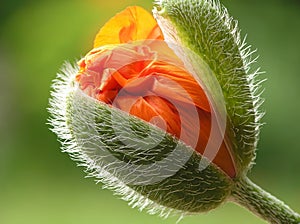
left=231, top=176, right=300, bottom=224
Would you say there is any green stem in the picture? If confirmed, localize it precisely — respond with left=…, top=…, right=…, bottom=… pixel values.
left=231, top=176, right=300, bottom=224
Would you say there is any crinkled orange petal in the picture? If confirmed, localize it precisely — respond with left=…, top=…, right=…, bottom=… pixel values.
left=78, top=26, right=237, bottom=177
left=143, top=63, right=211, bottom=112
left=93, top=6, right=163, bottom=48
left=79, top=46, right=211, bottom=112
left=128, top=96, right=181, bottom=137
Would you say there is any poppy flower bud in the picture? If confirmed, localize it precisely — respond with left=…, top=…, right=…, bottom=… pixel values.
left=49, top=1, right=300, bottom=223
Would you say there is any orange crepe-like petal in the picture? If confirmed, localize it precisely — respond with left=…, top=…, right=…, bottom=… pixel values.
left=77, top=43, right=211, bottom=113
left=77, top=43, right=236, bottom=177
left=93, top=6, right=163, bottom=47
left=77, top=7, right=236, bottom=178
left=129, top=96, right=182, bottom=137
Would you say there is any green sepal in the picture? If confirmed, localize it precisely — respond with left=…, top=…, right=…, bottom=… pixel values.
left=153, top=0, right=263, bottom=176
left=66, top=87, right=233, bottom=214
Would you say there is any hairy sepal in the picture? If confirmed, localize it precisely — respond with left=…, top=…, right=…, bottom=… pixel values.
left=48, top=63, right=233, bottom=216
left=153, top=0, right=264, bottom=175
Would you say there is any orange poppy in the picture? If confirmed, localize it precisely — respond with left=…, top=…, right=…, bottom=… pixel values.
left=76, top=6, right=236, bottom=178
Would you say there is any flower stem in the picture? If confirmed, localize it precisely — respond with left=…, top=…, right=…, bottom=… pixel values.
left=231, top=176, right=300, bottom=224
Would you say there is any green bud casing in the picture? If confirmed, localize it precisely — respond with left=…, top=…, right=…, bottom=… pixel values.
left=153, top=0, right=264, bottom=176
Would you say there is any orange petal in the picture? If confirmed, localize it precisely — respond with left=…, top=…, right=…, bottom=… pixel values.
left=93, top=6, right=163, bottom=47
left=143, top=63, right=211, bottom=112
left=128, top=96, right=181, bottom=138
left=77, top=39, right=236, bottom=177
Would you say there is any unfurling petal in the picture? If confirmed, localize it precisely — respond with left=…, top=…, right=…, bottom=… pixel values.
left=76, top=40, right=236, bottom=177
left=93, top=6, right=163, bottom=47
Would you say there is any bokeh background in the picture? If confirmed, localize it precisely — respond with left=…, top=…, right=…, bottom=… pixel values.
left=1, top=0, right=299, bottom=223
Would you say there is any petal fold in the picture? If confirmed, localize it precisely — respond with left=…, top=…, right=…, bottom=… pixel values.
left=94, top=6, right=163, bottom=47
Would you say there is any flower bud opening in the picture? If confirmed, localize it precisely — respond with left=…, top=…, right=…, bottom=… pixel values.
left=75, top=6, right=236, bottom=178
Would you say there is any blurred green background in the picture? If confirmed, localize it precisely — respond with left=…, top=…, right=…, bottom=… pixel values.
left=0, top=0, right=299, bottom=223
